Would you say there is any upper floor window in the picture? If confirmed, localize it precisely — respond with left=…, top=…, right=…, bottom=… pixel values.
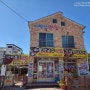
left=61, top=22, right=65, bottom=26
left=39, top=33, right=54, bottom=47
left=8, top=46, right=12, bottom=48
left=53, top=19, right=57, bottom=23
left=62, top=36, right=75, bottom=48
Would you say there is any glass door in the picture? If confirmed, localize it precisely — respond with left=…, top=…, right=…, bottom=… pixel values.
left=38, top=62, right=47, bottom=80
left=37, top=61, right=54, bottom=82
left=47, top=62, right=54, bottom=79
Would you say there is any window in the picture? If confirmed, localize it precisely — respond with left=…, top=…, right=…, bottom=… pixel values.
left=39, top=33, right=54, bottom=47
left=61, top=22, right=65, bottom=26
left=62, top=36, right=75, bottom=48
left=53, top=19, right=57, bottom=23
left=8, top=46, right=12, bottom=48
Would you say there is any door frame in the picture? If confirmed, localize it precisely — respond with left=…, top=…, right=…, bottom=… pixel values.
left=37, top=60, right=55, bottom=82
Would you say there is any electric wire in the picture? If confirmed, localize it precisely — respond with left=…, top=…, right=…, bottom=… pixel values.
left=0, top=0, right=28, bottom=22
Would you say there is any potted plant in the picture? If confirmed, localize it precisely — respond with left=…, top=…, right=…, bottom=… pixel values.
left=59, top=77, right=66, bottom=90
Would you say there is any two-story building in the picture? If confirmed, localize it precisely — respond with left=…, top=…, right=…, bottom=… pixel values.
left=28, top=12, right=88, bottom=83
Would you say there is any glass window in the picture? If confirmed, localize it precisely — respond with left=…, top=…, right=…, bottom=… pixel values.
left=62, top=36, right=75, bottom=48
left=8, top=46, right=12, bottom=48
left=39, top=33, right=54, bottom=47
left=47, top=34, right=53, bottom=47
left=39, top=33, right=46, bottom=47
left=68, top=36, right=74, bottom=48
left=53, top=19, right=57, bottom=23
left=61, top=22, right=65, bottom=26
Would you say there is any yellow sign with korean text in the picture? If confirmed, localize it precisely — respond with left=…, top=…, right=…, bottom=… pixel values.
left=72, top=49, right=88, bottom=58
left=36, top=48, right=64, bottom=57
left=9, top=54, right=29, bottom=65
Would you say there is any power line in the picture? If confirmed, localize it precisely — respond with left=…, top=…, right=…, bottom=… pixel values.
left=0, top=0, right=28, bottom=22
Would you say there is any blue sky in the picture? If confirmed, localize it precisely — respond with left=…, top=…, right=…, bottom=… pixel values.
left=0, top=0, right=90, bottom=54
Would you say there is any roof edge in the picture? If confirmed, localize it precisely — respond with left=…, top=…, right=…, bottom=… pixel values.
left=28, top=11, right=63, bottom=23
left=64, top=16, right=85, bottom=29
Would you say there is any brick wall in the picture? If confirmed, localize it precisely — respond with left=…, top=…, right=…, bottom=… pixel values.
left=28, top=12, right=85, bottom=49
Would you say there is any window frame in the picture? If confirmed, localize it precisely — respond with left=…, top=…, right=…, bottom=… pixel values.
left=62, top=35, right=75, bottom=48
left=61, top=22, right=65, bottom=26
left=53, top=19, right=57, bottom=23
left=39, top=33, right=54, bottom=47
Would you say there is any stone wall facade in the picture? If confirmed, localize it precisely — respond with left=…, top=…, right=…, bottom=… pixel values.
left=28, top=12, right=85, bottom=50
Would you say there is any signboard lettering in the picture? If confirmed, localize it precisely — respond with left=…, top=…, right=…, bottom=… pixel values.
left=30, top=47, right=64, bottom=57
left=34, top=24, right=60, bottom=30
left=30, top=47, right=87, bottom=58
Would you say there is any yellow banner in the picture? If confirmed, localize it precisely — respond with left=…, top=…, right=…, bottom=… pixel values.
left=9, top=54, right=29, bottom=65
left=13, top=60, right=23, bottom=65
left=36, top=48, right=64, bottom=57
left=72, top=49, right=88, bottom=58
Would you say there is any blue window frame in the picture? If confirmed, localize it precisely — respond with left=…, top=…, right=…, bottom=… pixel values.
left=39, top=33, right=54, bottom=47
left=62, top=36, right=75, bottom=48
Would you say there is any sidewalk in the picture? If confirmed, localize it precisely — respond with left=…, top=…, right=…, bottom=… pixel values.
left=1, top=81, right=61, bottom=90
left=1, top=86, right=61, bottom=90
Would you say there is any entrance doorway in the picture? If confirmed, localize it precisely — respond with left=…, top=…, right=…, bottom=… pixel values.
left=37, top=61, right=54, bottom=82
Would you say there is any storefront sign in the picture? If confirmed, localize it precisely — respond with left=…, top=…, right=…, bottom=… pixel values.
left=30, top=47, right=87, bottom=58
left=64, top=48, right=87, bottom=58
left=21, top=54, right=29, bottom=65
left=72, top=49, right=88, bottom=58
left=34, top=24, right=60, bottom=30
left=12, top=60, right=23, bottom=65
left=9, top=54, right=29, bottom=65
left=30, top=47, right=64, bottom=57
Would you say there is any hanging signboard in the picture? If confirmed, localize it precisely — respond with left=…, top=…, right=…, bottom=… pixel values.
left=30, top=47, right=64, bottom=57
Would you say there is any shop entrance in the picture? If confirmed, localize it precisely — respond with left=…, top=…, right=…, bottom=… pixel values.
left=37, top=61, right=54, bottom=82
